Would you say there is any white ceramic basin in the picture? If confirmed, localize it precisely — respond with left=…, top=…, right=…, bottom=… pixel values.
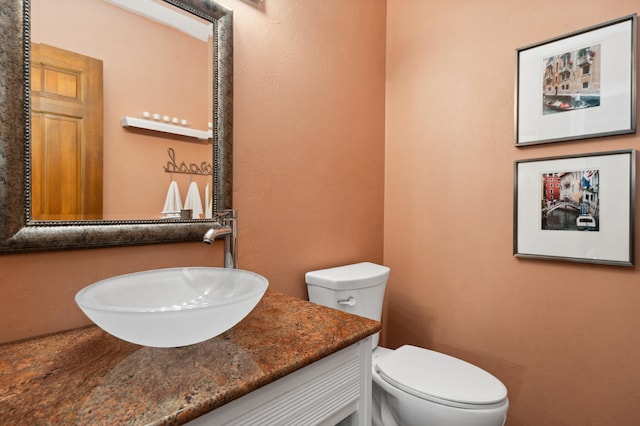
left=75, top=267, right=268, bottom=348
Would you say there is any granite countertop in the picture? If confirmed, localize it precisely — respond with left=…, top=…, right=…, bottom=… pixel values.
left=0, top=291, right=380, bottom=425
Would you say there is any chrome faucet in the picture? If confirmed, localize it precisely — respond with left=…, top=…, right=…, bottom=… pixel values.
left=203, top=209, right=238, bottom=269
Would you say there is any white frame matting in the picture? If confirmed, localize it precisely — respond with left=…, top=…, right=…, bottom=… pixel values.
left=514, top=150, right=635, bottom=266
left=515, top=14, right=637, bottom=146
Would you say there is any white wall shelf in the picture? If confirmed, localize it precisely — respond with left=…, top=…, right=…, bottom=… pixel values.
left=121, top=116, right=212, bottom=140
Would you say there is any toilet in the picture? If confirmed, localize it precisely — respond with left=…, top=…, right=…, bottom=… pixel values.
left=306, top=262, right=509, bottom=426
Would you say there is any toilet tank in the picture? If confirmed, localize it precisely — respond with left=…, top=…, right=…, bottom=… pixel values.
left=306, top=262, right=390, bottom=348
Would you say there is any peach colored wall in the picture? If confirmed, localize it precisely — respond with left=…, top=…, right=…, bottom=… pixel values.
left=0, top=0, right=386, bottom=343
left=216, top=0, right=386, bottom=292
left=32, top=0, right=210, bottom=219
left=384, top=1, right=640, bottom=425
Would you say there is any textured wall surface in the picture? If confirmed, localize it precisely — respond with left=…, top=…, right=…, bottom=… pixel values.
left=384, top=1, right=640, bottom=425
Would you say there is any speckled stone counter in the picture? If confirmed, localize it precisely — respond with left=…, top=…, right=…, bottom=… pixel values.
left=0, top=291, right=380, bottom=425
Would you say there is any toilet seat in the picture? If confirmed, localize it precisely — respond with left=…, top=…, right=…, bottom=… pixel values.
left=375, top=345, right=508, bottom=410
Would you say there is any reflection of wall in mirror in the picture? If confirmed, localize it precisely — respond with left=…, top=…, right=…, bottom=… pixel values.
left=31, top=0, right=211, bottom=220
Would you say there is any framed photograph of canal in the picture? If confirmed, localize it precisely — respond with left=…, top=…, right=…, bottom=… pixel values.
left=514, top=150, right=635, bottom=266
left=515, top=14, right=637, bottom=146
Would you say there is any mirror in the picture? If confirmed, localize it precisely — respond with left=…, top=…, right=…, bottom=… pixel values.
left=31, top=0, right=215, bottom=222
left=0, top=0, right=233, bottom=252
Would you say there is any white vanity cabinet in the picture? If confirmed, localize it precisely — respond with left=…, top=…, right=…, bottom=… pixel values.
left=187, top=337, right=373, bottom=426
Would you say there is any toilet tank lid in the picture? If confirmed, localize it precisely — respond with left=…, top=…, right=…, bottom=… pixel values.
left=305, top=262, right=390, bottom=290
left=375, top=345, right=508, bottom=408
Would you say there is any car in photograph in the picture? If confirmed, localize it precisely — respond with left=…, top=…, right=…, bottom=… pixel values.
left=576, top=215, right=597, bottom=231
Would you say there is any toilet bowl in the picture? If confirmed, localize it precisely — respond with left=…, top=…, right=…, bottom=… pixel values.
left=372, top=346, right=508, bottom=426
left=306, top=262, right=509, bottom=426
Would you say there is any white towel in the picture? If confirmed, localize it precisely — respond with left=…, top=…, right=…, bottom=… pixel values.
left=161, top=180, right=182, bottom=217
left=184, top=181, right=204, bottom=219
left=205, top=183, right=213, bottom=218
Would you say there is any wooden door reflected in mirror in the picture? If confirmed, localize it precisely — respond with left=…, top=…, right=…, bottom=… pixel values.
left=31, top=43, right=104, bottom=221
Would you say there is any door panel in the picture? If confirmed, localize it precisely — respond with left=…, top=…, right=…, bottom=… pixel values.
left=31, top=43, right=103, bottom=221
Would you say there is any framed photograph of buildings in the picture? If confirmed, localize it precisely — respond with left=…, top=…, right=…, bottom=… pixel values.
left=514, top=150, right=635, bottom=266
left=515, top=14, right=637, bottom=146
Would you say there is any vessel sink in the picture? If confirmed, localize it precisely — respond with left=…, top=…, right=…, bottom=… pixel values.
left=75, top=267, right=268, bottom=348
